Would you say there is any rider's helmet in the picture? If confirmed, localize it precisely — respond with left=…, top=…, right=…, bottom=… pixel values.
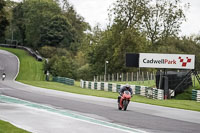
left=125, top=84, right=130, bottom=90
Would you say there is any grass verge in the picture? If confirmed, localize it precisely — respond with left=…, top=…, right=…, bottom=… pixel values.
left=0, top=120, right=30, bottom=133
left=0, top=47, right=45, bottom=81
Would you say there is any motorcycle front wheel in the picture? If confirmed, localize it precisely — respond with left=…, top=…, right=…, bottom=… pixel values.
left=123, top=100, right=129, bottom=111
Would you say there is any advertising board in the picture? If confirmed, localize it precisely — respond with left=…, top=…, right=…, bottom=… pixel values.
left=139, top=53, right=195, bottom=69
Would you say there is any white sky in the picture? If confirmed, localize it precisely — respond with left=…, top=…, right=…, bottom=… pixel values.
left=11, top=0, right=200, bottom=36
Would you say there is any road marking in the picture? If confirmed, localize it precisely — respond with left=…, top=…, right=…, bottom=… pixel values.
left=0, top=95, right=148, bottom=133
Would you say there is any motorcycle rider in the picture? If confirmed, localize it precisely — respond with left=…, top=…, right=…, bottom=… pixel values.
left=118, top=84, right=133, bottom=104
left=2, top=73, right=6, bottom=81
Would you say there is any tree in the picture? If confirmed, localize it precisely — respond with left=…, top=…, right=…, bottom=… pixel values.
left=12, top=0, right=61, bottom=48
left=109, top=0, right=189, bottom=45
left=109, top=0, right=149, bottom=30
left=0, top=0, right=9, bottom=39
left=47, top=54, right=77, bottom=79
left=39, top=15, right=73, bottom=47
left=62, top=1, right=90, bottom=51
left=12, top=0, right=88, bottom=51
left=12, top=2, right=26, bottom=44
left=86, top=23, right=148, bottom=75
left=143, top=0, right=189, bottom=45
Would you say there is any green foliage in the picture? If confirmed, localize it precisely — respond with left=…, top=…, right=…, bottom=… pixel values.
left=77, top=64, right=93, bottom=80
left=39, top=45, right=57, bottom=58
left=39, top=46, right=80, bottom=80
left=12, top=0, right=61, bottom=47
left=12, top=2, right=26, bottom=44
left=23, top=0, right=61, bottom=48
left=143, top=0, right=189, bottom=44
left=74, top=51, right=87, bottom=68
left=62, top=3, right=90, bottom=45
left=39, top=15, right=73, bottom=47
left=0, top=0, right=9, bottom=40
left=109, top=0, right=189, bottom=45
left=41, top=47, right=78, bottom=79
left=109, top=0, right=148, bottom=29
left=49, top=55, right=77, bottom=79
left=86, top=23, right=149, bottom=76
left=11, top=0, right=89, bottom=51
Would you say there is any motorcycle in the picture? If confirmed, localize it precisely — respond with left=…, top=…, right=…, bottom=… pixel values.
left=118, top=90, right=131, bottom=111
left=2, top=74, right=6, bottom=81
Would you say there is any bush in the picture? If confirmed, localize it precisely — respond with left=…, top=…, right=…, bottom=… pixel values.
left=77, top=64, right=93, bottom=80
left=39, top=46, right=56, bottom=58
left=49, top=56, right=77, bottom=79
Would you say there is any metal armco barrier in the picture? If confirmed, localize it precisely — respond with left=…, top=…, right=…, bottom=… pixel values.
left=0, top=44, right=43, bottom=61
left=192, top=90, right=200, bottom=102
left=80, top=80, right=164, bottom=100
left=53, top=76, right=74, bottom=86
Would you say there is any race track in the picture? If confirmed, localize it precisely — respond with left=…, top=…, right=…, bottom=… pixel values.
left=0, top=49, right=200, bottom=133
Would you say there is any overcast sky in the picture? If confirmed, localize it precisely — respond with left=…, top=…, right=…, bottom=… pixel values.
left=12, top=0, right=200, bottom=36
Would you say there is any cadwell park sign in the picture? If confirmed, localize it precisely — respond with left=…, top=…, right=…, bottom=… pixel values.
left=126, top=53, right=197, bottom=100
left=139, top=53, right=195, bottom=69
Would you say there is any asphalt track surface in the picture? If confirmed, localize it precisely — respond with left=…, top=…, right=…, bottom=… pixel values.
left=0, top=49, right=200, bottom=133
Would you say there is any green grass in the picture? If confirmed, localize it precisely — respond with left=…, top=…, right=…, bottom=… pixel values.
left=0, top=47, right=45, bottom=81
left=0, top=120, right=30, bottom=133
left=1, top=47, right=200, bottom=112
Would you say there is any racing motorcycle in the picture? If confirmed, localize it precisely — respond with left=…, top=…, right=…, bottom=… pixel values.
left=118, top=90, right=131, bottom=111
left=2, top=73, right=6, bottom=81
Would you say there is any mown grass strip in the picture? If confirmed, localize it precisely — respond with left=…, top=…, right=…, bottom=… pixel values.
left=0, top=47, right=45, bottom=81
left=0, top=120, right=30, bottom=133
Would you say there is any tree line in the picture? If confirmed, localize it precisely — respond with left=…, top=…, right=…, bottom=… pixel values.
left=1, top=0, right=200, bottom=80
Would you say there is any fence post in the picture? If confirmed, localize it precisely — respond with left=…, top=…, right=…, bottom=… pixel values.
left=142, top=72, right=144, bottom=83
left=131, top=72, right=134, bottom=81
left=126, top=72, right=129, bottom=81
left=117, top=73, right=119, bottom=82
left=193, top=73, right=195, bottom=87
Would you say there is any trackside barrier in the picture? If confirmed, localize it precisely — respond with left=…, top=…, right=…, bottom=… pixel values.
left=53, top=76, right=74, bottom=86
left=192, top=90, right=200, bottom=102
left=0, top=44, right=43, bottom=61
left=80, top=80, right=164, bottom=100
